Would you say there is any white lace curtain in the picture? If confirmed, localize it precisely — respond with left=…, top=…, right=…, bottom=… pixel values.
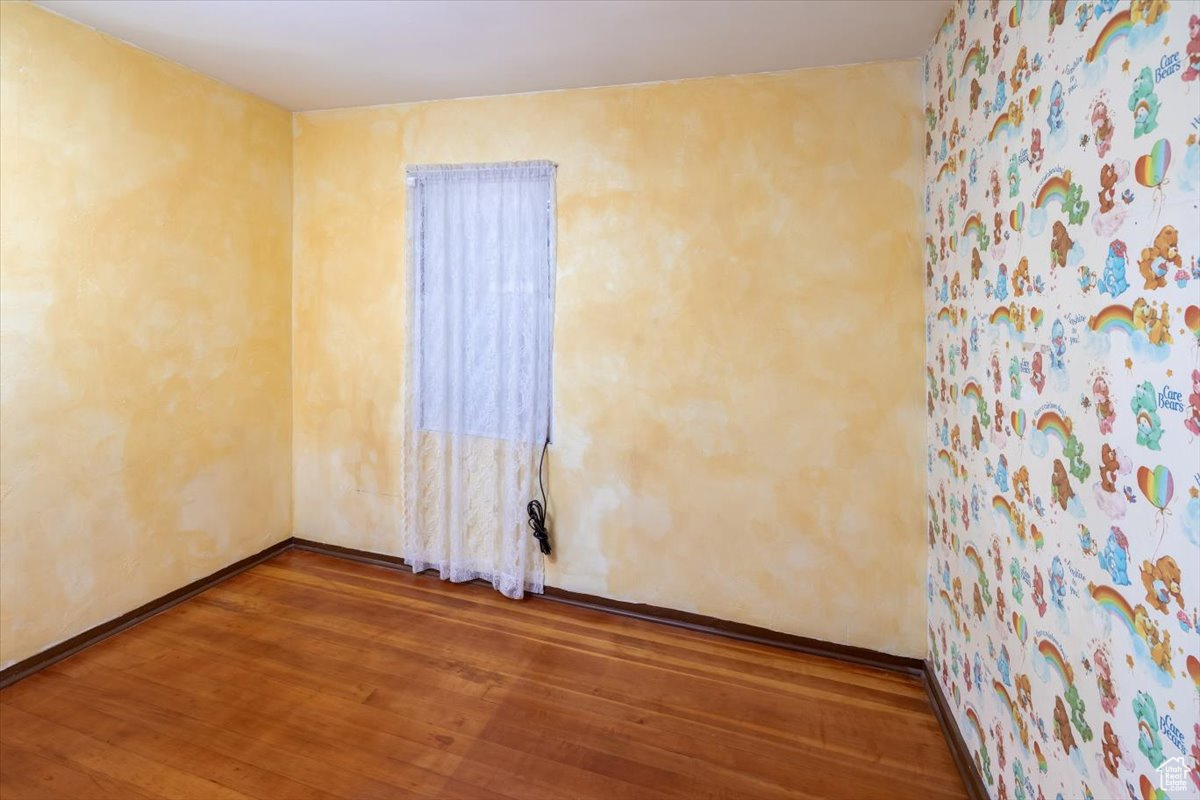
left=402, top=162, right=555, bottom=598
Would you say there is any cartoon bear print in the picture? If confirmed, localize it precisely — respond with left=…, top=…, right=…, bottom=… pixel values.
left=1031, top=351, right=1046, bottom=394
left=1048, top=81, right=1066, bottom=133
left=1130, top=381, right=1164, bottom=450
left=1098, top=163, right=1118, bottom=213
left=1091, top=101, right=1114, bottom=157
left=1094, top=378, right=1116, bottom=434
left=1101, top=722, right=1122, bottom=777
left=1133, top=297, right=1157, bottom=333
left=1098, top=239, right=1129, bottom=296
left=1029, top=127, right=1044, bottom=172
left=1010, top=46, right=1030, bottom=92
left=1054, top=695, right=1078, bottom=753
left=1098, top=526, right=1131, bottom=585
left=1135, top=606, right=1176, bottom=675
left=1012, top=257, right=1030, bottom=296
left=1049, top=0, right=1068, bottom=33
left=1128, top=67, right=1161, bottom=138
left=1013, top=465, right=1030, bottom=504
left=1032, top=567, right=1048, bottom=616
left=1148, top=620, right=1174, bottom=675
left=1139, top=225, right=1179, bottom=289
left=1094, top=646, right=1118, bottom=715
left=1184, top=14, right=1200, bottom=83
left=1098, top=443, right=1121, bottom=492
left=1186, top=369, right=1200, bottom=437
left=1050, top=221, right=1073, bottom=269
left=1148, top=302, right=1171, bottom=346
left=1140, top=556, right=1184, bottom=613
left=1131, top=0, right=1169, bottom=26
left=1051, top=459, right=1074, bottom=510
left=1133, top=691, right=1165, bottom=764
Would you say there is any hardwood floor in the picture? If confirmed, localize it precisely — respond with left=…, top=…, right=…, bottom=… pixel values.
left=0, top=550, right=965, bottom=799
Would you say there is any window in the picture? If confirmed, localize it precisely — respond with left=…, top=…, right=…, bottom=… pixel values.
left=407, top=162, right=555, bottom=443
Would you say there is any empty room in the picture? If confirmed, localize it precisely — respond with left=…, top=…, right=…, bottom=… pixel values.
left=1, top=0, right=1198, bottom=798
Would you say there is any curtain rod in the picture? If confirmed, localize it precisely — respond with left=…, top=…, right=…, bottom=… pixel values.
left=406, top=160, right=557, bottom=174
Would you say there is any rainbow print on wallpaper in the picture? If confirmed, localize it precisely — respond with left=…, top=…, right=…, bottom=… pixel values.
left=1032, top=171, right=1073, bottom=210
left=1036, top=638, right=1073, bottom=687
left=1086, top=9, right=1132, bottom=64
left=1033, top=410, right=1070, bottom=447
left=962, top=211, right=986, bottom=242
left=1090, top=582, right=1139, bottom=636
left=923, top=2, right=1198, bottom=799
left=987, top=108, right=1019, bottom=142
left=1089, top=303, right=1137, bottom=335
left=961, top=42, right=989, bottom=76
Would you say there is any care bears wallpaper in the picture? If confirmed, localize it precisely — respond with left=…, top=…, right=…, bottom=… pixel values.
left=924, top=2, right=1200, bottom=799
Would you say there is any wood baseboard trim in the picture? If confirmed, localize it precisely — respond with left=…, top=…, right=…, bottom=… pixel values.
left=923, top=660, right=989, bottom=800
left=291, top=537, right=410, bottom=571
left=0, top=538, right=292, bottom=689
left=290, top=538, right=498, bottom=588
left=537, top=585, right=925, bottom=676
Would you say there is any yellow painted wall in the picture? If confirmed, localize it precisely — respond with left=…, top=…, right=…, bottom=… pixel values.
left=293, top=61, right=929, bottom=656
left=0, top=3, right=293, bottom=667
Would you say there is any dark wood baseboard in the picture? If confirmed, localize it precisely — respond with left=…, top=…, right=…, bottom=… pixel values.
left=538, top=585, right=926, bottom=676
left=923, top=660, right=989, bottom=800
left=291, top=537, right=411, bottom=571
left=290, top=537, right=499, bottom=589
left=0, top=538, right=292, bottom=689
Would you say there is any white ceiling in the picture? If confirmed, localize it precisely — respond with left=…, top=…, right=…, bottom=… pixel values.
left=36, top=0, right=950, bottom=112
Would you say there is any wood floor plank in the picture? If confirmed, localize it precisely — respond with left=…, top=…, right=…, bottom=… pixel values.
left=234, top=566, right=933, bottom=713
left=273, top=555, right=926, bottom=693
left=0, top=705, right=258, bottom=800
left=4, top=695, right=343, bottom=800
left=190, top=573, right=953, bottom=786
left=0, top=549, right=966, bottom=799
left=0, top=739, right=157, bottom=800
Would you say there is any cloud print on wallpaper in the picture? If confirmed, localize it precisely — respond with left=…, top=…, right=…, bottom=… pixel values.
left=924, top=2, right=1199, bottom=800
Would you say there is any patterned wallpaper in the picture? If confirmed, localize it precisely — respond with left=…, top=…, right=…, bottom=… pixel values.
left=923, top=1, right=1200, bottom=799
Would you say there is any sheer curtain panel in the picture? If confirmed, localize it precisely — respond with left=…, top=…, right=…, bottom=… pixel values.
left=402, top=161, right=555, bottom=598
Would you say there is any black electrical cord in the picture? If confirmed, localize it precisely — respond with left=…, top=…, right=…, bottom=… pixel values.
left=527, top=438, right=552, bottom=555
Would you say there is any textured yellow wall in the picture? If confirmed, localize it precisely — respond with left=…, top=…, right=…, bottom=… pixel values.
left=0, top=3, right=293, bottom=667
left=294, top=61, right=928, bottom=656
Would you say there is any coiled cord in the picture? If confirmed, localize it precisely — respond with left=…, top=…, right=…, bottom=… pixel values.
left=527, top=438, right=552, bottom=555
